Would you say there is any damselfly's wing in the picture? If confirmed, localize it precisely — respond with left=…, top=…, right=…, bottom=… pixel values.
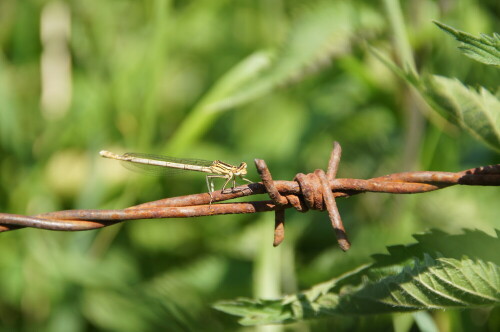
left=120, top=153, right=214, bottom=176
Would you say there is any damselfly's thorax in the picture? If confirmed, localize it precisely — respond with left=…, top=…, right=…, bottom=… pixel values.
left=211, top=160, right=248, bottom=176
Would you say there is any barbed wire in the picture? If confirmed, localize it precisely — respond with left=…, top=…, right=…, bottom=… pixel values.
left=1, top=142, right=499, bottom=250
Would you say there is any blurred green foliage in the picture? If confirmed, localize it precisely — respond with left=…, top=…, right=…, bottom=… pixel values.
left=0, top=0, right=499, bottom=331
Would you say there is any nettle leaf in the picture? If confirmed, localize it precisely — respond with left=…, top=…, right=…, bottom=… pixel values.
left=370, top=48, right=500, bottom=151
left=214, top=230, right=500, bottom=325
left=213, top=298, right=295, bottom=326
left=434, top=21, right=500, bottom=67
left=421, top=75, right=500, bottom=151
left=333, top=256, right=499, bottom=314
left=204, top=2, right=383, bottom=113
left=166, top=1, right=383, bottom=152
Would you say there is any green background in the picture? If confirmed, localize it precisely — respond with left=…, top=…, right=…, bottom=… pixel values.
left=0, top=0, right=499, bottom=331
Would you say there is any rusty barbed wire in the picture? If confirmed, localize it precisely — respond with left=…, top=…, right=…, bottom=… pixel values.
left=1, top=142, right=499, bottom=250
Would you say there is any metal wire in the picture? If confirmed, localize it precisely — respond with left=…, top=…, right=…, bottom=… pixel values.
left=1, top=142, right=499, bottom=250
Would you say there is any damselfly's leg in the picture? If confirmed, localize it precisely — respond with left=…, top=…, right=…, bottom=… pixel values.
left=229, top=176, right=253, bottom=193
left=237, top=176, right=254, bottom=194
left=206, top=175, right=227, bottom=202
left=207, top=174, right=227, bottom=192
left=206, top=175, right=213, bottom=193
left=241, top=177, right=253, bottom=184
left=220, top=175, right=233, bottom=194
left=205, top=175, right=213, bottom=203
left=222, top=175, right=253, bottom=193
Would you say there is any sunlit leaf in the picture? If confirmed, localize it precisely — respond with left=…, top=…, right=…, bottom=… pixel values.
left=434, top=21, right=500, bottom=67
left=421, top=76, right=500, bottom=151
left=214, top=230, right=500, bottom=325
left=335, top=256, right=499, bottom=313
left=371, top=48, right=500, bottom=151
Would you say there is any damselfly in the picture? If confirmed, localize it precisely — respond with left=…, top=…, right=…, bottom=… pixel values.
left=99, top=150, right=253, bottom=195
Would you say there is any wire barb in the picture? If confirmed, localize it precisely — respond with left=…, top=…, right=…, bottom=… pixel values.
left=1, top=142, right=499, bottom=251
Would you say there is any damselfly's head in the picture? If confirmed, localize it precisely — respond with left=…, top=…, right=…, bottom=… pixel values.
left=234, top=162, right=247, bottom=176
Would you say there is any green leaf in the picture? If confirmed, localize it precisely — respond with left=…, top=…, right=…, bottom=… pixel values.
left=370, top=48, right=500, bottom=151
left=165, top=51, right=273, bottom=154
left=421, top=75, right=500, bottom=151
left=335, top=256, right=499, bottom=314
left=213, top=298, right=294, bottom=326
left=204, top=2, right=380, bottom=113
left=214, top=230, right=500, bottom=325
left=166, top=1, right=383, bottom=153
left=434, top=21, right=500, bottom=67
